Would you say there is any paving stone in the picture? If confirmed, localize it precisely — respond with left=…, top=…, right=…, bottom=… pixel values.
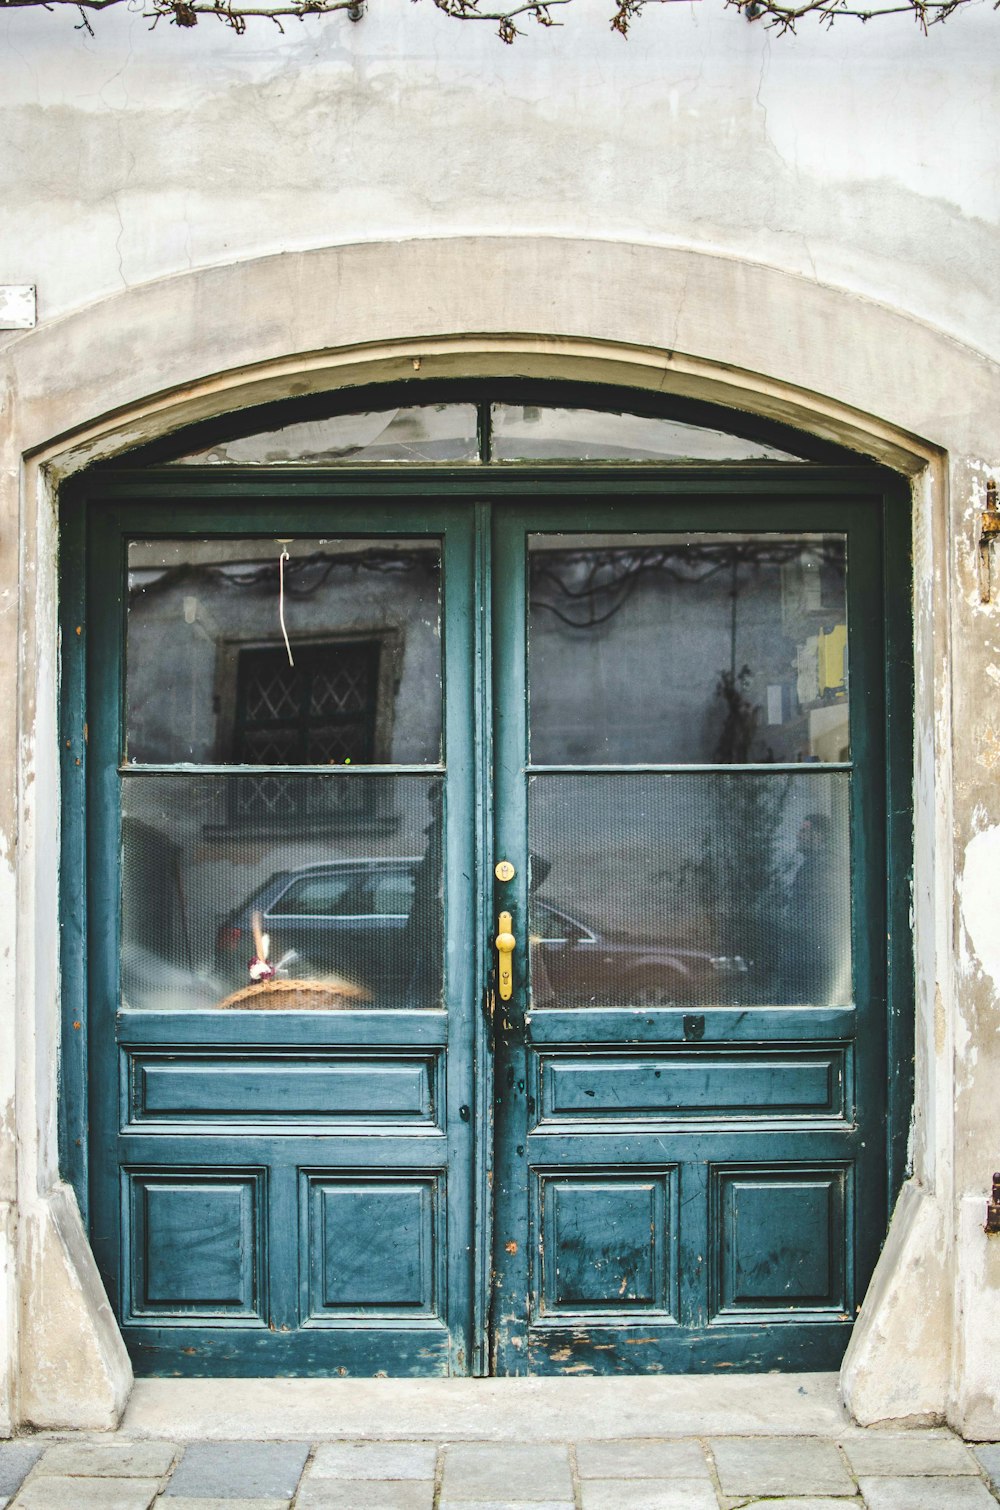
left=34, top=1441, right=179, bottom=1479
left=441, top=1443, right=573, bottom=1502
left=858, top=1476, right=999, bottom=1509
left=839, top=1431, right=978, bottom=1477
left=154, top=1502, right=289, bottom=1510
left=973, top=1444, right=1000, bottom=1490
left=308, top=1442, right=437, bottom=1479
left=578, top=1482, right=719, bottom=1510
left=439, top=1503, right=574, bottom=1509
left=710, top=1438, right=855, bottom=1498
left=0, top=1444, right=46, bottom=1497
left=294, top=1481, right=434, bottom=1510
left=163, top=1443, right=308, bottom=1500
left=576, top=1439, right=711, bottom=1479
left=731, top=1501, right=861, bottom=1509
left=10, top=1475, right=161, bottom=1509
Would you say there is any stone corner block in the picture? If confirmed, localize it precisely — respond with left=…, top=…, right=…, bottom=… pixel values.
left=17, top=1186, right=132, bottom=1432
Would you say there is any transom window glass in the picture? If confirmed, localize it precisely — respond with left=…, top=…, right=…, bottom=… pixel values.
left=165, top=400, right=809, bottom=466
left=491, top=406, right=803, bottom=463
left=172, top=406, right=479, bottom=466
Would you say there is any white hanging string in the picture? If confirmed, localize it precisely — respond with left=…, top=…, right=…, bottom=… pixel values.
left=278, top=548, right=295, bottom=668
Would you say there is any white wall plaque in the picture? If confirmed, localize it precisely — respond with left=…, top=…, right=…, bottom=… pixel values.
left=0, top=286, right=36, bottom=329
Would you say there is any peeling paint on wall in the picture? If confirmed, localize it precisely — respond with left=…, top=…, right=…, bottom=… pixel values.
left=960, top=826, right=1000, bottom=992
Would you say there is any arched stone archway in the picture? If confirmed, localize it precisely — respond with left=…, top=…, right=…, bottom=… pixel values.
left=4, top=236, right=994, bottom=1431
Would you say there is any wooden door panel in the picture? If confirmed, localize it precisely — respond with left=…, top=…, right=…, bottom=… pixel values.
left=86, top=500, right=476, bottom=1377
left=533, top=1046, right=849, bottom=1124
left=490, top=498, right=889, bottom=1375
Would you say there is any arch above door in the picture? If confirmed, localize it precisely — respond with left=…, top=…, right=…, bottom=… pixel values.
left=8, top=234, right=981, bottom=1424
left=59, top=370, right=913, bottom=1381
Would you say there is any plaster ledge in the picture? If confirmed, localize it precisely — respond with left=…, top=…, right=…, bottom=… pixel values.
left=18, top=1183, right=132, bottom=1431
left=840, top=1177, right=950, bottom=1426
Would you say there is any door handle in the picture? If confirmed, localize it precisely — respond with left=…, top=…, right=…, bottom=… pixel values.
left=495, top=911, right=515, bottom=1001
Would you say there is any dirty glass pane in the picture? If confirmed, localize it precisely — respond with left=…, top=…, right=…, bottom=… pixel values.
left=168, top=405, right=479, bottom=464
left=120, top=773, right=443, bottom=1010
left=125, top=538, right=442, bottom=765
left=527, top=772, right=851, bottom=1009
left=493, top=406, right=806, bottom=463
left=529, top=534, right=848, bottom=765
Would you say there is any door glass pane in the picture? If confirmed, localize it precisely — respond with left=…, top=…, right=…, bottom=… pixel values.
left=493, top=406, right=806, bottom=463
left=529, top=534, right=848, bottom=765
left=168, top=405, right=479, bottom=465
left=120, top=774, right=443, bottom=1010
left=126, top=538, right=443, bottom=765
left=528, top=772, right=851, bottom=1009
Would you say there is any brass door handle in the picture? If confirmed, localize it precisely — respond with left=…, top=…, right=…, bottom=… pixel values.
left=495, top=911, right=515, bottom=1001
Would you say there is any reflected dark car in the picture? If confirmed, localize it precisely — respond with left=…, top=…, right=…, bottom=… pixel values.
left=215, top=857, right=428, bottom=1002
left=216, top=860, right=748, bottom=1008
left=530, top=900, right=749, bottom=1007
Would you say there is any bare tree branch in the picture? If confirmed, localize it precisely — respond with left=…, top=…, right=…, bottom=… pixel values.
left=0, top=0, right=993, bottom=40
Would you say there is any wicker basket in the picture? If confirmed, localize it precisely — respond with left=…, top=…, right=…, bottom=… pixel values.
left=216, top=977, right=372, bottom=1011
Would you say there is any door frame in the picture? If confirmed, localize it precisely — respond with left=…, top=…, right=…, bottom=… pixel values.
left=60, top=460, right=913, bottom=1377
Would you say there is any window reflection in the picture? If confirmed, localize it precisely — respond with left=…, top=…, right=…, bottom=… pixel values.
left=121, top=774, right=443, bottom=1011
left=494, top=406, right=806, bottom=463
left=529, top=535, right=848, bottom=766
left=528, top=772, right=851, bottom=1010
left=126, top=539, right=443, bottom=766
left=169, top=405, right=479, bottom=465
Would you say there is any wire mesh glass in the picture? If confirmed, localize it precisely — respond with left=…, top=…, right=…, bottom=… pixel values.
left=527, top=772, right=851, bottom=1009
left=125, top=538, right=442, bottom=765
left=528, top=534, right=849, bottom=766
left=120, top=774, right=444, bottom=1011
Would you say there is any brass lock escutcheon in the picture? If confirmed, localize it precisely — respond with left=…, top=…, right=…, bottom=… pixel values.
left=495, top=910, right=515, bottom=1001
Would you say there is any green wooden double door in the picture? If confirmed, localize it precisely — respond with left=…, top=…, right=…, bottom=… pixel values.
left=80, top=479, right=905, bottom=1376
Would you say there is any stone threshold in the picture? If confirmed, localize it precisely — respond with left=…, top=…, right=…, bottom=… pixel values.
left=117, top=1374, right=857, bottom=1441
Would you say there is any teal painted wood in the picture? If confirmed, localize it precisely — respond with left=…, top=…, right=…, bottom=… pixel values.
left=489, top=493, right=894, bottom=1375
left=86, top=465, right=891, bottom=503
left=472, top=500, right=496, bottom=1377
left=58, top=490, right=89, bottom=1222
left=83, top=497, right=479, bottom=1376
left=64, top=462, right=912, bottom=1378
left=882, top=485, right=916, bottom=1208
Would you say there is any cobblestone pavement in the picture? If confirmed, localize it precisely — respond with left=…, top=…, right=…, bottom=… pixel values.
left=2, top=1432, right=1000, bottom=1509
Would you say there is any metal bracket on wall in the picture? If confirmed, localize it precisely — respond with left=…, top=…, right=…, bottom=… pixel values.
left=978, top=479, right=1000, bottom=603
left=985, top=1173, right=1000, bottom=1234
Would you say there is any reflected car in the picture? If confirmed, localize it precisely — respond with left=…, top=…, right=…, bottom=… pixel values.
left=216, top=860, right=748, bottom=1008
left=530, top=900, right=749, bottom=1007
left=215, top=857, right=433, bottom=1003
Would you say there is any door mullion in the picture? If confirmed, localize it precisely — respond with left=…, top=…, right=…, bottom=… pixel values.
left=488, top=507, right=532, bottom=1374
left=472, top=500, right=495, bottom=1377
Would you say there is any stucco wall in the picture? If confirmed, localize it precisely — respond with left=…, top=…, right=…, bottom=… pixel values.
left=1, top=0, right=999, bottom=1437
left=2, top=0, right=999, bottom=353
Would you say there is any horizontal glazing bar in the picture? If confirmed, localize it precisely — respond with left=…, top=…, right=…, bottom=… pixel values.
left=119, top=764, right=446, bottom=776
left=526, top=763, right=852, bottom=775
left=118, top=1008, right=450, bottom=1045
left=525, top=1008, right=857, bottom=1042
